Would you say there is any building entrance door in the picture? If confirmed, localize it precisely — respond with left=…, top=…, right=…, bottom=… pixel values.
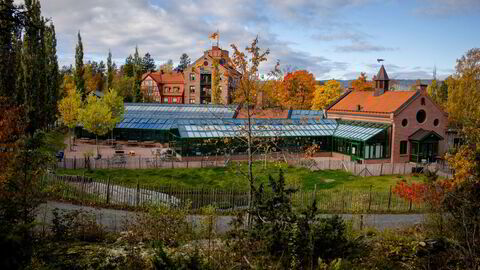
left=350, top=142, right=361, bottom=161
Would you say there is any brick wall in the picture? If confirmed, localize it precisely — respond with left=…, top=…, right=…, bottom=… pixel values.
left=391, top=93, right=447, bottom=163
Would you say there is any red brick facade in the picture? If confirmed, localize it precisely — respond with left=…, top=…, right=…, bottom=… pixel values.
left=327, top=65, right=448, bottom=164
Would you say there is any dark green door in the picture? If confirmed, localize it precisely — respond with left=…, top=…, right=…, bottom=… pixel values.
left=350, top=142, right=361, bottom=161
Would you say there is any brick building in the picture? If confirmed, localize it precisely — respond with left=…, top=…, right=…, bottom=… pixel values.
left=141, top=71, right=185, bottom=104
left=141, top=45, right=241, bottom=105
left=326, top=65, right=448, bottom=163
left=183, top=45, right=241, bottom=104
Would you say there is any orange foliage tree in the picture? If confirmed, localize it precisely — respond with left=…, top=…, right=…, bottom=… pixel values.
left=0, top=98, right=26, bottom=187
left=279, top=70, right=316, bottom=109
left=351, top=72, right=374, bottom=91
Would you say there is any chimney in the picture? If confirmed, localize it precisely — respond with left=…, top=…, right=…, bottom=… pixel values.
left=416, top=83, right=428, bottom=94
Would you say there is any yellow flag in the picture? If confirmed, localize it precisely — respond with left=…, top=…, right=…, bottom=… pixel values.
left=209, top=31, right=219, bottom=41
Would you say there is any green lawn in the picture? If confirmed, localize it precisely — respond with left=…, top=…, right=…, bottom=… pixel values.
left=56, top=162, right=425, bottom=192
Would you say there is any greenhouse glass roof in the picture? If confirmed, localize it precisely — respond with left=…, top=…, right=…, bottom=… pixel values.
left=290, top=110, right=324, bottom=119
left=176, top=119, right=337, bottom=139
left=113, top=104, right=390, bottom=141
left=123, top=103, right=238, bottom=119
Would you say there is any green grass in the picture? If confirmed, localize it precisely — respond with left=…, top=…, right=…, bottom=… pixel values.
left=56, top=162, right=425, bottom=192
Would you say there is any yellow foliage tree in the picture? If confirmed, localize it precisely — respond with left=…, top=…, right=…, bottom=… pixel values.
left=446, top=50, right=480, bottom=147
left=79, top=95, right=112, bottom=157
left=58, top=88, right=82, bottom=150
left=103, top=88, right=125, bottom=142
left=311, top=80, right=343, bottom=110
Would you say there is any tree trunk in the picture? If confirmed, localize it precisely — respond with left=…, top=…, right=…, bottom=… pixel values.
left=247, top=104, right=254, bottom=227
left=96, top=135, right=99, bottom=158
left=69, top=127, right=73, bottom=151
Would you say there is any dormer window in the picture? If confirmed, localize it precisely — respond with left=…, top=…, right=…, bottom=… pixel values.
left=356, top=105, right=363, bottom=111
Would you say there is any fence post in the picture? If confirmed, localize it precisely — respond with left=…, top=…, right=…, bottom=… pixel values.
left=136, top=179, right=140, bottom=207
left=403, top=162, right=406, bottom=174
left=74, top=158, right=76, bottom=170
left=409, top=198, right=413, bottom=211
left=106, top=177, right=111, bottom=204
left=368, top=185, right=372, bottom=212
left=139, top=156, right=141, bottom=169
left=380, top=163, right=383, bottom=176
left=388, top=185, right=392, bottom=211
left=392, top=163, right=395, bottom=175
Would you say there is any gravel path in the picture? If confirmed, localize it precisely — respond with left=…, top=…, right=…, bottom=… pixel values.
left=36, top=201, right=426, bottom=234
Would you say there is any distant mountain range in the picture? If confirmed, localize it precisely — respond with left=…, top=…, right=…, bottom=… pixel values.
left=318, top=79, right=439, bottom=90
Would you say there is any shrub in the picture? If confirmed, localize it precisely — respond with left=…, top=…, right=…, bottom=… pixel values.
left=51, top=208, right=106, bottom=242
left=126, top=204, right=191, bottom=247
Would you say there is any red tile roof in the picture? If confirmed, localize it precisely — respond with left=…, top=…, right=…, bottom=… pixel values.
left=143, top=71, right=184, bottom=84
left=328, top=90, right=417, bottom=115
left=236, top=108, right=289, bottom=119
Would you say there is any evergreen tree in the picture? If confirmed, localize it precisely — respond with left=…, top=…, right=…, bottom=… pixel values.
left=132, top=46, right=142, bottom=102
left=0, top=0, right=17, bottom=101
left=44, top=23, right=60, bottom=126
left=122, top=54, right=134, bottom=77
left=75, top=31, right=85, bottom=100
left=22, top=0, right=47, bottom=133
left=98, top=60, right=106, bottom=75
left=142, top=52, right=156, bottom=72
left=177, top=53, right=190, bottom=70
left=14, top=29, right=24, bottom=105
left=106, top=49, right=114, bottom=90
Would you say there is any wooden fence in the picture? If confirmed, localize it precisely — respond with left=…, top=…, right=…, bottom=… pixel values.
left=56, top=154, right=453, bottom=179
left=292, top=159, right=453, bottom=179
left=56, top=157, right=229, bottom=170
left=44, top=174, right=425, bottom=213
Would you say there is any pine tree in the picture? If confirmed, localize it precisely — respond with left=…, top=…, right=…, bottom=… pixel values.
left=177, top=53, right=190, bottom=70
left=75, top=31, right=85, bottom=100
left=106, top=49, right=114, bottom=90
left=142, top=52, right=156, bottom=72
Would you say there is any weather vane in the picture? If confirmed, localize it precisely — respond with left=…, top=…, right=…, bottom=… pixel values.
left=377, top=58, right=385, bottom=63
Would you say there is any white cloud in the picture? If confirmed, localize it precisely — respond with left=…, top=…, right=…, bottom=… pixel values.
left=415, top=0, right=480, bottom=15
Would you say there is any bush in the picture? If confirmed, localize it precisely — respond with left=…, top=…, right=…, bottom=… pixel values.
left=51, top=208, right=106, bottom=242
left=125, top=204, right=191, bottom=247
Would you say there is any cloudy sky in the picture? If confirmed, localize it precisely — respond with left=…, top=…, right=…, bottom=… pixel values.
left=22, top=0, right=480, bottom=80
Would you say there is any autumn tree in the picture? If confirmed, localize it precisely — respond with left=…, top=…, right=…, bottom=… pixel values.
left=311, top=80, right=343, bottom=110
left=230, top=36, right=270, bottom=218
left=79, top=95, right=112, bottom=157
left=279, top=70, right=316, bottom=109
left=58, top=88, right=82, bottom=151
left=447, top=48, right=480, bottom=146
left=427, top=79, right=448, bottom=108
left=212, top=59, right=222, bottom=104
left=351, top=72, right=374, bottom=91
left=103, top=88, right=124, bottom=140
left=75, top=31, right=86, bottom=100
